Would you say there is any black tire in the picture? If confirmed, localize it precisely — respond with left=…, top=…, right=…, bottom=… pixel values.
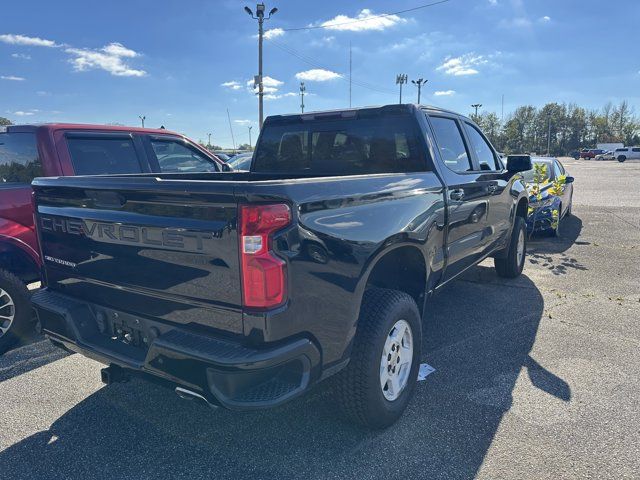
left=0, top=269, right=32, bottom=355
left=618, top=155, right=626, bottom=163
left=494, top=216, right=527, bottom=278
left=334, top=288, right=422, bottom=429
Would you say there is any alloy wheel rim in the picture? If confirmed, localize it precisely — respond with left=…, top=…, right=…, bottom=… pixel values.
left=379, top=319, right=413, bottom=401
left=0, top=288, right=16, bottom=338
left=516, top=229, right=525, bottom=266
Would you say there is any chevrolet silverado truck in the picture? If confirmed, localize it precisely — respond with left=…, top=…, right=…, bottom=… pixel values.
left=0, top=123, right=225, bottom=353
left=31, top=105, right=531, bottom=428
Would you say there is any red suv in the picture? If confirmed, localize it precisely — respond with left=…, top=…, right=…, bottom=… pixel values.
left=0, top=123, right=224, bottom=353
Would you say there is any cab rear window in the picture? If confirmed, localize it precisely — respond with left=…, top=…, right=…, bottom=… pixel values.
left=67, top=136, right=143, bottom=175
left=253, top=113, right=428, bottom=175
left=0, top=132, right=43, bottom=184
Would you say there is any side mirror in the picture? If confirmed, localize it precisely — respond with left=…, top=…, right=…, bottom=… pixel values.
left=221, top=163, right=232, bottom=172
left=506, top=154, right=532, bottom=173
left=564, top=176, right=574, bottom=184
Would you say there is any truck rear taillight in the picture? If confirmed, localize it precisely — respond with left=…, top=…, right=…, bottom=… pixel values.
left=239, top=204, right=291, bottom=309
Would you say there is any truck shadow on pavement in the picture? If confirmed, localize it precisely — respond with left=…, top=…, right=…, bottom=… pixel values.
left=0, top=268, right=570, bottom=480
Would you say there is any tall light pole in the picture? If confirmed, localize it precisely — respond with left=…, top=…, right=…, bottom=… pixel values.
left=245, top=3, right=278, bottom=130
left=299, top=82, right=306, bottom=113
left=547, top=113, right=552, bottom=156
left=207, top=132, right=212, bottom=148
left=396, top=74, right=408, bottom=104
left=248, top=126, right=253, bottom=149
left=411, top=78, right=427, bottom=104
left=138, top=115, right=145, bottom=128
left=471, top=104, right=482, bottom=116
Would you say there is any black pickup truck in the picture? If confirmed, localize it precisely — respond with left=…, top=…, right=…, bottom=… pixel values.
left=31, top=104, right=531, bottom=428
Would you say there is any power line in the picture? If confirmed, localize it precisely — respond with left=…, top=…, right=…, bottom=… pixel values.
left=269, top=38, right=395, bottom=95
left=281, top=0, right=451, bottom=32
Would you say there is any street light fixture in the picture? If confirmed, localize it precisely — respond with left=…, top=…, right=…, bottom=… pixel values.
left=471, top=104, right=482, bottom=116
left=411, top=78, right=427, bottom=104
left=245, top=3, right=278, bottom=130
left=248, top=125, right=253, bottom=149
left=299, top=82, right=306, bottom=113
left=396, top=74, right=408, bottom=104
left=138, top=115, right=145, bottom=128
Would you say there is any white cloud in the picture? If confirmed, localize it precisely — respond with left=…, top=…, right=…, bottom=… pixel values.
left=319, top=9, right=406, bottom=32
left=234, top=119, right=252, bottom=126
left=540, top=16, right=551, bottom=22
left=488, top=0, right=498, bottom=5
left=1, top=75, right=25, bottom=81
left=0, top=33, right=58, bottom=47
left=434, top=90, right=456, bottom=96
left=36, top=90, right=50, bottom=96
left=66, top=42, right=146, bottom=77
left=11, top=53, right=31, bottom=60
left=295, top=68, right=341, bottom=82
left=8, top=110, right=36, bottom=116
left=221, top=80, right=242, bottom=90
left=263, top=28, right=285, bottom=40
left=310, top=36, right=336, bottom=47
left=437, top=53, right=490, bottom=76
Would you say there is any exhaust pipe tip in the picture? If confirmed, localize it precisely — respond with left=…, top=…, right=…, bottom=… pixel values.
left=175, top=387, right=218, bottom=409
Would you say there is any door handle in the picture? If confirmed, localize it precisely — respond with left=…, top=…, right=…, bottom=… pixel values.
left=450, top=189, right=465, bottom=201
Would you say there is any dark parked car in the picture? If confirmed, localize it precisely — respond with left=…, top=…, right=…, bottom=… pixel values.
left=31, top=104, right=531, bottom=428
left=0, top=123, right=225, bottom=353
left=579, top=148, right=605, bottom=159
left=521, top=157, right=574, bottom=235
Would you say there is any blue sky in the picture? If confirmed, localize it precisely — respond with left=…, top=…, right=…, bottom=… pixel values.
left=1, top=0, right=639, bottom=147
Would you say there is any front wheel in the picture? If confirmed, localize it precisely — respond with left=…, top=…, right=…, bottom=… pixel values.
left=494, top=216, right=526, bottom=278
left=335, top=288, right=421, bottom=429
left=618, top=155, right=626, bottom=163
left=0, top=269, right=32, bottom=354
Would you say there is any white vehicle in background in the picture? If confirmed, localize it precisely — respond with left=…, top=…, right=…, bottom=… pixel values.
left=597, top=142, right=623, bottom=152
left=613, top=147, right=640, bottom=162
left=594, top=150, right=615, bottom=161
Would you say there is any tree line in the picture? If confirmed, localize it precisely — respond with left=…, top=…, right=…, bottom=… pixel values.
left=470, top=100, right=640, bottom=156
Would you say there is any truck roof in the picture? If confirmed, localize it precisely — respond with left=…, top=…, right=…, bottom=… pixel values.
left=265, top=103, right=470, bottom=124
left=2, top=123, right=180, bottom=136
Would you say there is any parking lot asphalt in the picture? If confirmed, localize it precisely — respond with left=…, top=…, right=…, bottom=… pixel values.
left=1, top=159, right=638, bottom=480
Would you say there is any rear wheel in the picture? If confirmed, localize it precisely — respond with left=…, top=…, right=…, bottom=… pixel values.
left=494, top=216, right=526, bottom=278
left=0, top=269, right=32, bottom=354
left=618, top=155, right=626, bottom=163
left=335, top=288, right=421, bottom=429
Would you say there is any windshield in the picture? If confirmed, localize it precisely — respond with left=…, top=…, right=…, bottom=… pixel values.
left=520, top=160, right=553, bottom=183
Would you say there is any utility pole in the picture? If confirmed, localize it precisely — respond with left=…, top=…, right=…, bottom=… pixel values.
left=411, top=78, right=427, bottom=104
left=349, top=42, right=352, bottom=108
left=207, top=132, right=212, bottom=149
left=245, top=3, right=278, bottom=130
left=299, top=82, right=306, bottom=113
left=501, top=94, right=504, bottom=123
left=396, top=74, right=408, bottom=104
left=248, top=126, right=253, bottom=149
left=471, top=104, right=482, bottom=116
left=138, top=115, right=145, bottom=128
left=547, top=114, right=552, bottom=156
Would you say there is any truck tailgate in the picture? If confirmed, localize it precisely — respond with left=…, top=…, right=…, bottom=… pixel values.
left=33, top=176, right=243, bottom=334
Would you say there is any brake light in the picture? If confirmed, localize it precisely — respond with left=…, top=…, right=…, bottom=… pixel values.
left=239, top=204, right=291, bottom=309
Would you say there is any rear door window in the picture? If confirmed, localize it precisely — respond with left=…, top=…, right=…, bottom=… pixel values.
left=150, top=139, right=218, bottom=173
left=67, top=136, right=143, bottom=175
left=0, top=132, right=43, bottom=183
left=253, top=113, right=427, bottom=174
left=429, top=116, right=472, bottom=173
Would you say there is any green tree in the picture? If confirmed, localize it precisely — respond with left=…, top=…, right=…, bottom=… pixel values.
left=0, top=116, right=12, bottom=126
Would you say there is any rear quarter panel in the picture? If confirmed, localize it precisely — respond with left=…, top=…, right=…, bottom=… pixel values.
left=237, top=173, right=446, bottom=366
